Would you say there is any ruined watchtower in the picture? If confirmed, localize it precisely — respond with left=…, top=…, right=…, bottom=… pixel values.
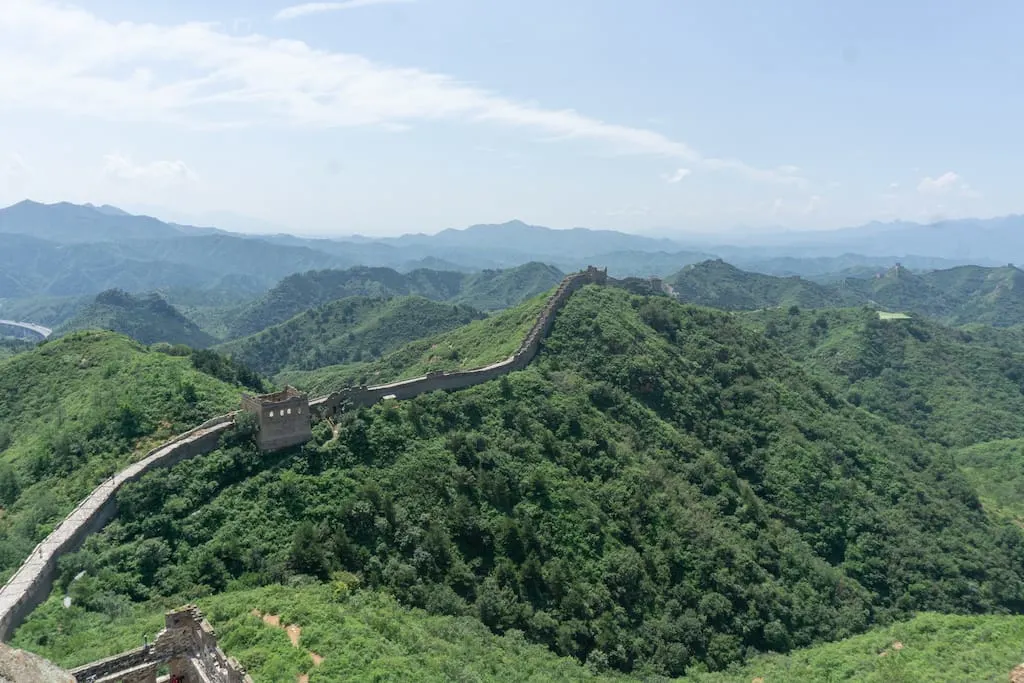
left=241, top=386, right=312, bottom=452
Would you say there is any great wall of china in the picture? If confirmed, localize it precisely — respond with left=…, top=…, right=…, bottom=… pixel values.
left=0, top=267, right=609, bottom=680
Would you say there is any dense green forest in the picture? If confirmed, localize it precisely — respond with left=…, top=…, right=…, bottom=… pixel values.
left=15, top=287, right=1024, bottom=679
left=217, top=296, right=485, bottom=377
left=0, top=338, right=34, bottom=361
left=227, top=262, right=563, bottom=339
left=743, top=307, right=1024, bottom=448
left=669, top=260, right=1024, bottom=327
left=56, top=289, right=217, bottom=348
left=668, top=260, right=854, bottom=311
left=0, top=332, right=251, bottom=581
left=279, top=292, right=548, bottom=393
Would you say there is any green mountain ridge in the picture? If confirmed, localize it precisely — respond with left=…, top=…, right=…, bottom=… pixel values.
left=745, top=306, right=1024, bottom=448
left=671, top=259, right=1024, bottom=326
left=227, top=262, right=563, bottom=339
left=217, top=295, right=486, bottom=377
left=0, top=331, right=245, bottom=582
left=14, top=287, right=1024, bottom=679
left=57, top=289, right=217, bottom=348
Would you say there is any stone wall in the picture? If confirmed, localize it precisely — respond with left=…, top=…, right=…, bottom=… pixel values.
left=0, top=416, right=236, bottom=642
left=69, top=605, right=253, bottom=683
left=0, top=266, right=609, bottom=648
left=311, top=266, right=607, bottom=418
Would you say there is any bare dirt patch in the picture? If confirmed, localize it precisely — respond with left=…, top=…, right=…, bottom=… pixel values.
left=251, top=609, right=324, bottom=682
left=1010, top=663, right=1024, bottom=683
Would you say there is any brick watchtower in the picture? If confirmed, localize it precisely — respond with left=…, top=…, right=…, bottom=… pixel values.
left=241, top=386, right=313, bottom=452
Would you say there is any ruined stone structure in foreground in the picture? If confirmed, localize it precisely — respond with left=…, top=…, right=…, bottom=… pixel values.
left=241, top=386, right=312, bottom=452
left=0, top=606, right=251, bottom=683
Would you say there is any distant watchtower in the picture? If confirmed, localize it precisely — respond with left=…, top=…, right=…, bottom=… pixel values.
left=241, top=386, right=312, bottom=452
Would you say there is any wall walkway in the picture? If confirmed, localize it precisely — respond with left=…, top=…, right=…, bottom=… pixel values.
left=0, top=415, right=235, bottom=641
left=0, top=266, right=607, bottom=644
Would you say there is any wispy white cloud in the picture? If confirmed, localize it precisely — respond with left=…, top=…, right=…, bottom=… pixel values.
left=274, top=0, right=413, bottom=21
left=917, top=171, right=981, bottom=199
left=917, top=171, right=960, bottom=194
left=662, top=168, right=691, bottom=184
left=103, top=153, right=196, bottom=184
left=0, top=0, right=802, bottom=186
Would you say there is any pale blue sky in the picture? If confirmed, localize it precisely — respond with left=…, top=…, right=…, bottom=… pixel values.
left=1, top=0, right=1021, bottom=236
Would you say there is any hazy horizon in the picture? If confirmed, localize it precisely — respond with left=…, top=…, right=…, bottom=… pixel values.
left=3, top=0, right=1022, bottom=236
left=6, top=197, right=1020, bottom=245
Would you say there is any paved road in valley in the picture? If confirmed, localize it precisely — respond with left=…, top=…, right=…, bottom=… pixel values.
left=0, top=320, right=52, bottom=339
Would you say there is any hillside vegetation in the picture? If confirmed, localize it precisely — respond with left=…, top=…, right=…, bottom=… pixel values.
left=955, top=438, right=1024, bottom=524
left=218, top=296, right=485, bottom=377
left=17, top=287, right=1024, bottom=678
left=667, top=260, right=856, bottom=311
left=690, top=612, right=1024, bottom=683
left=0, top=332, right=246, bottom=582
left=279, top=291, right=549, bottom=393
left=0, top=339, right=34, bottom=361
left=745, top=307, right=1024, bottom=448
left=56, top=289, right=216, bottom=348
left=14, top=584, right=613, bottom=681
left=226, top=262, right=563, bottom=339
left=670, top=260, right=1024, bottom=326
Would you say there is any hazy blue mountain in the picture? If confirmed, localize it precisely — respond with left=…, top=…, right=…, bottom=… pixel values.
left=0, top=200, right=205, bottom=242
left=734, top=253, right=981, bottom=279
left=705, top=216, right=1024, bottom=263
left=385, top=219, right=684, bottom=254
left=563, top=249, right=716, bottom=278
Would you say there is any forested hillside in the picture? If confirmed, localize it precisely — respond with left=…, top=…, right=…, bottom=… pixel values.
left=0, top=332, right=247, bottom=582
left=227, top=263, right=563, bottom=339
left=217, top=296, right=485, bottom=377
left=745, top=307, right=1024, bottom=447
left=669, top=260, right=1024, bottom=326
left=279, top=291, right=549, bottom=393
left=16, top=287, right=1024, bottom=679
left=57, top=289, right=216, bottom=348
left=667, top=260, right=855, bottom=310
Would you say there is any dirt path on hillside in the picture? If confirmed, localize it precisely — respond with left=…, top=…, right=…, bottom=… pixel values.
left=251, top=609, right=324, bottom=682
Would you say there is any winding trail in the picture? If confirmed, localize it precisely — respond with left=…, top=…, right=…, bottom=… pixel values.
left=0, top=267, right=609, bottom=642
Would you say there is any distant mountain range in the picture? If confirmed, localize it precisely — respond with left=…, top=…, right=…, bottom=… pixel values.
left=0, top=200, right=1016, bottom=309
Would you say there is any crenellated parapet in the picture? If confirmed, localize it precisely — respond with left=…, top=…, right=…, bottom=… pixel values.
left=311, top=265, right=608, bottom=419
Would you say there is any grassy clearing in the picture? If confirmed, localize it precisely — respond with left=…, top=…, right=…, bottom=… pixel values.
left=956, top=438, right=1024, bottom=523
left=14, top=584, right=614, bottom=681
left=690, top=613, right=1024, bottom=683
